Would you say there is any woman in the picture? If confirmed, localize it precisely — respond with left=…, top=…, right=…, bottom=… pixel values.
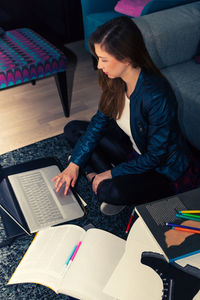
left=53, top=16, right=199, bottom=215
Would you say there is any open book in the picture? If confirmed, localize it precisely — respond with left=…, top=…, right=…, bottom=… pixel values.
left=8, top=220, right=164, bottom=300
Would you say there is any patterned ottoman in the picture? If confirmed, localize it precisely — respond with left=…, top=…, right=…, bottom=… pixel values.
left=0, top=28, right=73, bottom=117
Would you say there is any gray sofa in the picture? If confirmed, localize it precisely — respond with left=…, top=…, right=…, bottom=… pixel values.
left=134, top=1, right=200, bottom=150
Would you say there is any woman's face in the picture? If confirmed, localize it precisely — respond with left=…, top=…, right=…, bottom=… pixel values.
left=94, top=44, right=129, bottom=79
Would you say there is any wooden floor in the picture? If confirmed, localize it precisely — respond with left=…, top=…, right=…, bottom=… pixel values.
left=0, top=40, right=100, bottom=155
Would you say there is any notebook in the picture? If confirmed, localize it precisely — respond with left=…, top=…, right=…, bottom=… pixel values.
left=0, top=159, right=86, bottom=237
left=135, top=189, right=200, bottom=262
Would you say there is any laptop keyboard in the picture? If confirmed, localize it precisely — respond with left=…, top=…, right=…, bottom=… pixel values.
left=18, top=172, right=63, bottom=226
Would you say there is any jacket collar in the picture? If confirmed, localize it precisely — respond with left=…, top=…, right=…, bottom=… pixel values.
left=129, top=69, right=145, bottom=101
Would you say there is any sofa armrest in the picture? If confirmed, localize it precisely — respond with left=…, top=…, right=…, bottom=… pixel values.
left=141, top=0, right=198, bottom=15
left=134, top=1, right=200, bottom=68
left=80, top=0, right=118, bottom=29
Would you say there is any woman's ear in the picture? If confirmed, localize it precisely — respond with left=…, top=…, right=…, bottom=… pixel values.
left=122, top=58, right=131, bottom=66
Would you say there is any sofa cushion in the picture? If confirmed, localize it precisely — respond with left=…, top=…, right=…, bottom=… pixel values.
left=0, top=28, right=67, bottom=89
left=176, top=78, right=200, bottom=150
left=114, top=0, right=151, bottom=17
left=134, top=2, right=200, bottom=68
left=163, top=60, right=200, bottom=86
left=163, top=60, right=200, bottom=149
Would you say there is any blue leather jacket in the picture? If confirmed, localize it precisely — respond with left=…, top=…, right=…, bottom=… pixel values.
left=70, top=69, right=190, bottom=181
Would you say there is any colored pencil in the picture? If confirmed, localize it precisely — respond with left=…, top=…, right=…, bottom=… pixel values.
left=180, top=213, right=200, bottom=219
left=179, top=210, right=200, bottom=214
left=125, top=208, right=135, bottom=234
left=176, top=213, right=200, bottom=222
left=166, top=222, right=200, bottom=231
left=173, top=226, right=200, bottom=235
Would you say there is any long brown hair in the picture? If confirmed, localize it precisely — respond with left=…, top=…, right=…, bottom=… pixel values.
left=89, top=16, right=164, bottom=119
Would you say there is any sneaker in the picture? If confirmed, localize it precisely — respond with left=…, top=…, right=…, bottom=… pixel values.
left=67, top=154, right=72, bottom=161
left=100, top=202, right=126, bottom=216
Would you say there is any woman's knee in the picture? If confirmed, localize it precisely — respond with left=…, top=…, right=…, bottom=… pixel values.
left=97, top=179, right=122, bottom=205
left=64, top=120, right=89, bottom=146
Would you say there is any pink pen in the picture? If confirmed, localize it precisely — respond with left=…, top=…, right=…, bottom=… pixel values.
left=71, top=241, right=82, bottom=261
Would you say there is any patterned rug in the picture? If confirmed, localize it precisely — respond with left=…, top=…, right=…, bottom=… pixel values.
left=0, top=134, right=133, bottom=300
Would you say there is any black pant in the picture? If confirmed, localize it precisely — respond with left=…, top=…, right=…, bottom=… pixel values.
left=64, top=120, right=174, bottom=206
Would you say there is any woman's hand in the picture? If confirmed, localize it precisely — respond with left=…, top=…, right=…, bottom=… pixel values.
left=92, top=170, right=112, bottom=194
left=52, top=162, right=79, bottom=195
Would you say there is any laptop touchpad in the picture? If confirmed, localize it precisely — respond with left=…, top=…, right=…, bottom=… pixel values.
left=53, top=185, right=74, bottom=205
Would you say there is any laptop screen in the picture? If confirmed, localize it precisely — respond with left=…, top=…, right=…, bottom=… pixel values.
left=0, top=178, right=30, bottom=236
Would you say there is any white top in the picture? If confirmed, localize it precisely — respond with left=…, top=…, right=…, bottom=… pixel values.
left=116, top=94, right=141, bottom=155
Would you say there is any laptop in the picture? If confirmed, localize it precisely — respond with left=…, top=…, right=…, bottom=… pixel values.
left=0, top=163, right=86, bottom=236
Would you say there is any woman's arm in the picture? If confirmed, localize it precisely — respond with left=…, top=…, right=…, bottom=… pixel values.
left=111, top=92, right=178, bottom=177
left=53, top=110, right=110, bottom=193
left=70, top=109, right=110, bottom=167
left=92, top=170, right=112, bottom=194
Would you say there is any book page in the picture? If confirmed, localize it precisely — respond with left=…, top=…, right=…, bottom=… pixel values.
left=103, top=218, right=163, bottom=300
left=193, top=290, right=200, bottom=300
left=59, top=228, right=126, bottom=300
left=8, top=224, right=85, bottom=292
left=176, top=252, right=200, bottom=269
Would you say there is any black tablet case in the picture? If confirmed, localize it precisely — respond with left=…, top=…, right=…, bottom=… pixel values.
left=0, top=157, right=86, bottom=241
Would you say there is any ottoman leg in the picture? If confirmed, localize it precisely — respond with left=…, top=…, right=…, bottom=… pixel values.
left=54, top=47, right=77, bottom=117
left=55, top=71, right=70, bottom=117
